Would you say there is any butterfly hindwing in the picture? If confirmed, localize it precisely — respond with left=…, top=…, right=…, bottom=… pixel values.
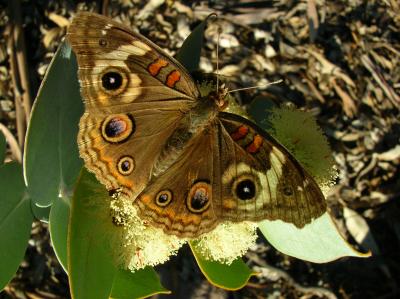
left=135, top=129, right=220, bottom=237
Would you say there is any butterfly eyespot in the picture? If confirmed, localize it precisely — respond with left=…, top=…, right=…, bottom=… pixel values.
left=108, top=188, right=121, bottom=199
left=232, top=175, right=258, bottom=201
left=99, top=67, right=129, bottom=95
left=117, top=156, right=135, bottom=175
left=187, top=181, right=211, bottom=213
left=283, top=186, right=294, bottom=196
left=99, top=39, right=107, bottom=46
left=101, top=114, right=135, bottom=143
left=155, top=190, right=172, bottom=207
left=102, top=71, right=122, bottom=89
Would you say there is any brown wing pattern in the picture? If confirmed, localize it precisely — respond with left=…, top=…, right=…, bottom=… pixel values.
left=217, top=112, right=326, bottom=228
left=67, top=12, right=200, bottom=199
left=135, top=113, right=326, bottom=238
left=67, top=12, right=200, bottom=104
left=135, top=129, right=220, bottom=237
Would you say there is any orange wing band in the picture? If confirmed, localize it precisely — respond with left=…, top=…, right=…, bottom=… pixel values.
left=148, top=59, right=168, bottom=76
left=246, top=135, right=263, bottom=153
left=231, top=125, right=249, bottom=141
left=166, top=70, right=181, bottom=88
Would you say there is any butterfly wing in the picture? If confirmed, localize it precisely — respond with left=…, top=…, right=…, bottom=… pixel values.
left=67, top=12, right=200, bottom=198
left=217, top=112, right=326, bottom=227
left=135, top=112, right=326, bottom=238
left=135, top=127, right=221, bottom=237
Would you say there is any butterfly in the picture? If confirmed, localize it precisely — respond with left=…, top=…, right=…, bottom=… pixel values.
left=66, top=12, right=326, bottom=238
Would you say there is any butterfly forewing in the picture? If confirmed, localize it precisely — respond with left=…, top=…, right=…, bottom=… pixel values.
left=67, top=12, right=200, bottom=199
left=67, top=12, right=200, bottom=103
left=218, top=112, right=326, bottom=228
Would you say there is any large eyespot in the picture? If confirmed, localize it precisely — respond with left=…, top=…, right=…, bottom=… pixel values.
left=101, top=114, right=135, bottom=143
left=187, top=181, right=211, bottom=213
left=99, top=67, right=129, bottom=95
left=117, top=156, right=135, bottom=176
left=155, top=190, right=173, bottom=207
left=232, top=174, right=258, bottom=201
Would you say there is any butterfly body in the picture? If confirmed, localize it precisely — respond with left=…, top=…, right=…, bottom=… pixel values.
left=67, top=12, right=326, bottom=238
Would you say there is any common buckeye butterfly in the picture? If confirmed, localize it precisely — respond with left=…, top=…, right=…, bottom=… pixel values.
left=66, top=12, right=326, bottom=238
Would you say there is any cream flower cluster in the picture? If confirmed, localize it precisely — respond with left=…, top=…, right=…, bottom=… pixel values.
left=109, top=197, right=258, bottom=271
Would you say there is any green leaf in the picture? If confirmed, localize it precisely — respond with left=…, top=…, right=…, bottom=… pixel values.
left=24, top=41, right=83, bottom=207
left=0, top=162, right=33, bottom=290
left=68, top=168, right=119, bottom=299
left=49, top=196, right=70, bottom=271
left=0, top=131, right=5, bottom=164
left=258, top=213, right=370, bottom=263
left=110, top=268, right=170, bottom=299
left=189, top=242, right=255, bottom=290
left=69, top=169, right=168, bottom=298
left=248, top=95, right=278, bottom=131
left=30, top=201, right=51, bottom=223
left=175, top=14, right=215, bottom=72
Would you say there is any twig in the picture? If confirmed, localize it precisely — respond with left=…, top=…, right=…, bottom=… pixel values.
left=6, top=23, right=25, bottom=149
left=0, top=122, right=22, bottom=162
left=102, top=0, right=110, bottom=16
left=361, top=54, right=400, bottom=108
left=8, top=0, right=33, bottom=148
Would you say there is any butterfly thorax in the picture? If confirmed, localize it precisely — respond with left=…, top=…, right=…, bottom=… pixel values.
left=206, top=84, right=229, bottom=110
left=151, top=87, right=227, bottom=178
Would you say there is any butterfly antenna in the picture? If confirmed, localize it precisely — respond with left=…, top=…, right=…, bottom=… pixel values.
left=227, top=79, right=283, bottom=94
left=216, top=24, right=220, bottom=92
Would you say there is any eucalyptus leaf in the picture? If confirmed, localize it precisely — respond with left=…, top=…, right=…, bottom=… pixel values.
left=49, top=196, right=70, bottom=271
left=111, top=268, right=170, bottom=298
left=0, top=162, right=33, bottom=290
left=30, top=201, right=51, bottom=223
left=248, top=95, right=278, bottom=132
left=259, top=213, right=370, bottom=263
left=189, top=242, right=255, bottom=290
left=175, top=14, right=215, bottom=72
left=68, top=169, right=118, bottom=299
left=0, top=131, right=5, bottom=164
left=24, top=41, right=83, bottom=207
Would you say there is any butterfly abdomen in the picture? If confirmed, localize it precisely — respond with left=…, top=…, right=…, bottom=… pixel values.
left=152, top=124, right=193, bottom=178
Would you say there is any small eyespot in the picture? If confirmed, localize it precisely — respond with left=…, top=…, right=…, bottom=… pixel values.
left=156, top=190, right=172, bottom=207
left=187, top=181, right=211, bottom=213
left=99, top=67, right=128, bottom=95
left=99, top=39, right=107, bottom=46
left=232, top=175, right=258, bottom=201
left=101, top=114, right=135, bottom=143
left=117, top=156, right=135, bottom=176
left=283, top=185, right=293, bottom=197
left=108, top=188, right=121, bottom=198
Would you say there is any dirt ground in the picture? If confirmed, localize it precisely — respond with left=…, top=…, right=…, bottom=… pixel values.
left=0, top=1, right=399, bottom=298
